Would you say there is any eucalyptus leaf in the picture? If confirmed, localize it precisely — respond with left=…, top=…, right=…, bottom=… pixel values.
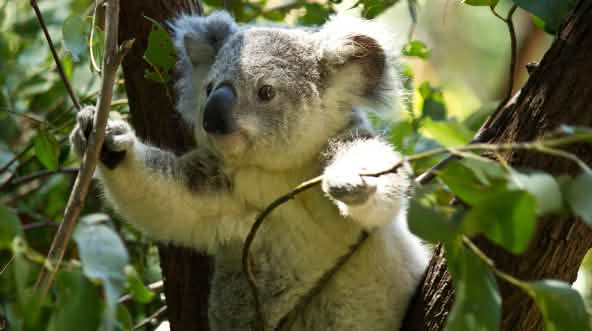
left=144, top=17, right=176, bottom=83
left=563, top=171, right=592, bottom=225
left=125, top=265, right=155, bottom=304
left=402, top=40, right=431, bottom=59
left=444, top=243, right=501, bottom=331
left=62, top=16, right=88, bottom=62
left=510, top=171, right=562, bottom=215
left=34, top=129, right=60, bottom=171
left=74, top=220, right=129, bottom=330
left=408, top=196, right=458, bottom=243
left=0, top=204, right=23, bottom=248
left=47, top=269, right=102, bottom=331
left=462, top=190, right=537, bottom=254
left=526, top=280, right=590, bottom=331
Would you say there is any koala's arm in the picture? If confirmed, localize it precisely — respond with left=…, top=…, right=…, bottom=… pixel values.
left=70, top=107, right=243, bottom=253
left=322, top=137, right=410, bottom=228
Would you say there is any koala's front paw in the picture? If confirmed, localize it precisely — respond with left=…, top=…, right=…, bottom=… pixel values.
left=69, top=106, right=135, bottom=169
left=322, top=167, right=377, bottom=205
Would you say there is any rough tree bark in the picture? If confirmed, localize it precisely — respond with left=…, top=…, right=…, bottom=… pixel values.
left=117, top=0, right=592, bottom=330
left=118, top=1, right=211, bottom=330
left=403, top=1, right=592, bottom=330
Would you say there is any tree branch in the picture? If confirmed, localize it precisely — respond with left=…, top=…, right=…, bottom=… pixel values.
left=30, top=0, right=82, bottom=111
left=34, top=0, right=133, bottom=298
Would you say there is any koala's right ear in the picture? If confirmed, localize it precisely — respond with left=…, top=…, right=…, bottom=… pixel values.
left=170, top=11, right=238, bottom=69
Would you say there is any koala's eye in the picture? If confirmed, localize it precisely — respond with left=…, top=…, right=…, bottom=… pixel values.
left=257, top=85, right=275, bottom=102
left=206, top=83, right=214, bottom=97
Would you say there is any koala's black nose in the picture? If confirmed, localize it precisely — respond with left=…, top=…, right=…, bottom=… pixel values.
left=203, top=84, right=236, bottom=135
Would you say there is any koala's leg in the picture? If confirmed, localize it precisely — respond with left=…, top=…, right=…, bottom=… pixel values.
left=321, top=138, right=410, bottom=228
left=70, top=107, right=244, bottom=252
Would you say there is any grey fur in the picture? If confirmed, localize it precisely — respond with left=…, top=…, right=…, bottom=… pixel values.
left=70, top=11, right=429, bottom=331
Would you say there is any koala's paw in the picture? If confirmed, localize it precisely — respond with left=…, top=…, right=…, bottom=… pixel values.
left=69, top=106, right=134, bottom=169
left=322, top=167, right=377, bottom=206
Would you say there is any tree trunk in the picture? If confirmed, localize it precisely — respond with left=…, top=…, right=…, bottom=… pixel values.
left=403, top=1, right=592, bottom=329
left=118, top=1, right=211, bottom=330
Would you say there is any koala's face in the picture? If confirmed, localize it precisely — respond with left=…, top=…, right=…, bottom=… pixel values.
left=172, top=12, right=394, bottom=170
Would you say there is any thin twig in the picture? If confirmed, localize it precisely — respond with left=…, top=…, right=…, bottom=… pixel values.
left=0, top=145, right=33, bottom=176
left=132, top=305, right=167, bottom=330
left=34, top=0, right=133, bottom=298
left=242, top=175, right=322, bottom=329
left=6, top=167, right=78, bottom=188
left=30, top=0, right=81, bottom=111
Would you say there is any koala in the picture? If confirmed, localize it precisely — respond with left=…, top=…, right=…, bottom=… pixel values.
left=70, top=11, right=429, bottom=331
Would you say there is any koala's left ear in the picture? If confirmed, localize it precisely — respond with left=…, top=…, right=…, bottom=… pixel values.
left=170, top=12, right=238, bottom=71
left=316, top=15, right=395, bottom=100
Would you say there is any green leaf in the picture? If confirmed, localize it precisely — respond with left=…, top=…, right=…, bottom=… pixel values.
left=144, top=16, right=176, bottom=83
left=298, top=3, right=332, bottom=26
left=420, top=119, right=473, bottom=147
left=438, top=159, right=507, bottom=206
left=125, top=265, right=155, bottom=304
left=418, top=82, right=447, bottom=121
left=0, top=204, right=23, bottom=248
left=526, top=280, right=590, bottom=331
left=444, top=243, right=501, bottom=331
left=47, top=269, right=102, bottom=331
left=408, top=196, right=458, bottom=243
left=62, top=16, right=88, bottom=62
left=74, top=218, right=129, bottom=330
left=510, top=171, right=562, bottom=215
left=512, top=0, right=576, bottom=33
left=463, top=0, right=499, bottom=6
left=463, top=190, right=537, bottom=254
left=402, top=40, right=431, bottom=59
left=563, top=171, right=592, bottom=225
left=34, top=129, right=60, bottom=171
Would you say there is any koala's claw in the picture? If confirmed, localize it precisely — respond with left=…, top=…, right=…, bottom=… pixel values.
left=322, top=170, right=377, bottom=205
left=69, top=106, right=134, bottom=169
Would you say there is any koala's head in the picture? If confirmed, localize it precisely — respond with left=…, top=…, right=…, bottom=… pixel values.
left=171, top=12, right=397, bottom=170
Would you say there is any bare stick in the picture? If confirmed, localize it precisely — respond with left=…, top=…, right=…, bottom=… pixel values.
left=6, top=167, right=78, bottom=188
left=132, top=305, right=167, bottom=330
left=34, top=0, right=133, bottom=298
left=30, top=0, right=81, bottom=111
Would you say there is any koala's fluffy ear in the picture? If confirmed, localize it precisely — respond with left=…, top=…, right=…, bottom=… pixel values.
left=170, top=11, right=238, bottom=70
left=316, top=15, right=396, bottom=102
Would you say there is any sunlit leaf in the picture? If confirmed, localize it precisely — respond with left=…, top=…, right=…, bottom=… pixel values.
left=563, top=171, right=592, bottom=225
left=402, top=40, right=431, bottom=59
left=510, top=170, right=562, bottom=215
left=421, top=119, right=473, bottom=147
left=526, top=280, right=590, bottom=331
left=125, top=265, right=155, bottom=304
